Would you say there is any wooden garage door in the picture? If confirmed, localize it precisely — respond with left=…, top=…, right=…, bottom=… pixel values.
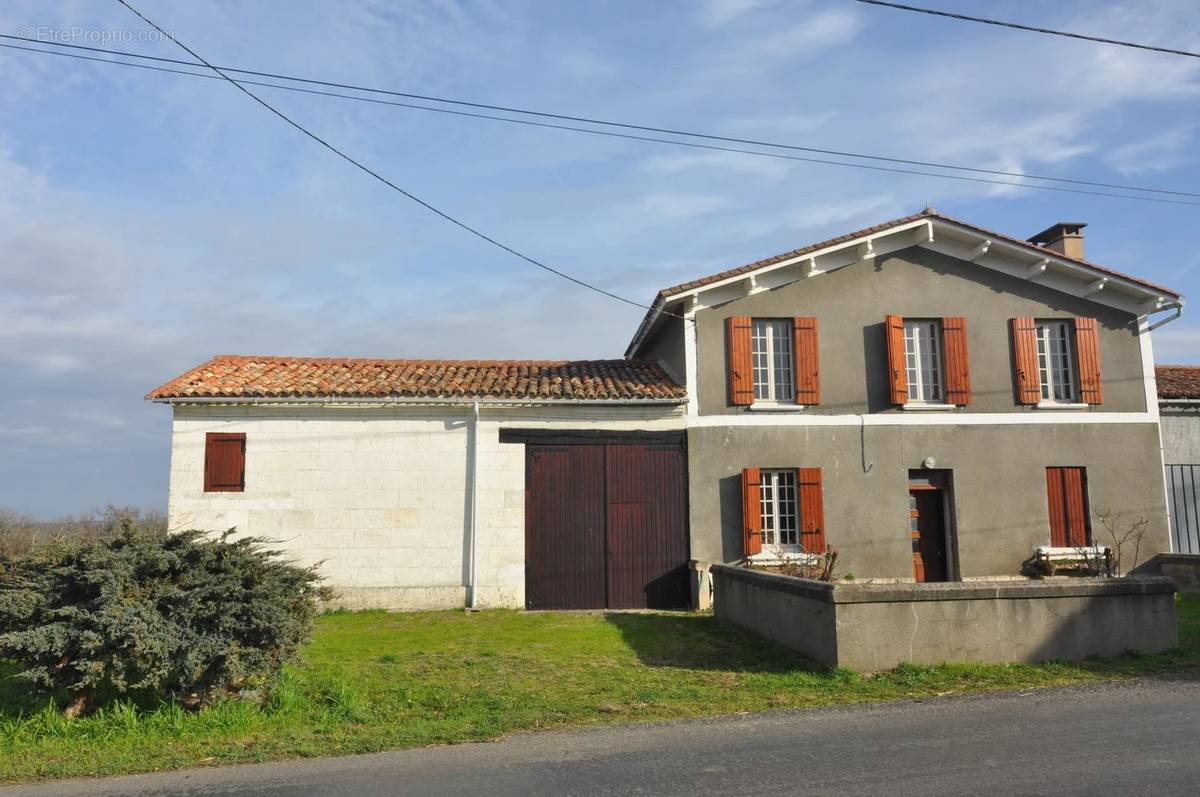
left=525, top=441, right=689, bottom=610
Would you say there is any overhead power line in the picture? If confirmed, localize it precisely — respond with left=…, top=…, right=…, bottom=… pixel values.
left=3, top=32, right=1197, bottom=202
left=112, top=0, right=673, bottom=315
left=7, top=40, right=1200, bottom=209
left=853, top=0, right=1200, bottom=59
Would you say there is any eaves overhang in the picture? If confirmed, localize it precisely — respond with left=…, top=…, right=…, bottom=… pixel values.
left=625, top=213, right=1185, bottom=358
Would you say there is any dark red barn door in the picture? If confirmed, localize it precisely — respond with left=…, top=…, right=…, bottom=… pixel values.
left=525, top=441, right=689, bottom=610
left=525, top=445, right=607, bottom=610
left=605, top=444, right=689, bottom=609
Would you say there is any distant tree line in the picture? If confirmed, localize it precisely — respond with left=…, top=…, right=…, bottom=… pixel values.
left=0, top=505, right=167, bottom=557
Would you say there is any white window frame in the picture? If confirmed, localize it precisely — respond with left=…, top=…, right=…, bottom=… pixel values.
left=1036, top=320, right=1077, bottom=404
left=751, top=319, right=795, bottom=404
left=758, top=469, right=800, bottom=550
left=902, top=319, right=946, bottom=405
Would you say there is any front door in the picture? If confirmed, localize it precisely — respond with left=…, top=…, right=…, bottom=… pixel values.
left=909, top=487, right=948, bottom=582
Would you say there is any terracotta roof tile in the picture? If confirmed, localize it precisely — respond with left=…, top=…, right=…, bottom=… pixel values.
left=1157, top=365, right=1200, bottom=400
left=146, top=355, right=687, bottom=402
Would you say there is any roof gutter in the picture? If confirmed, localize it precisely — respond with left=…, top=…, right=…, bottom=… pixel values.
left=1148, top=302, right=1184, bottom=332
left=149, top=395, right=687, bottom=407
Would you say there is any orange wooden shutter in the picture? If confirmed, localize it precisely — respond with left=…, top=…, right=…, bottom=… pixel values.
left=885, top=314, right=907, bottom=405
left=942, top=316, right=972, bottom=405
left=1046, top=467, right=1090, bottom=547
left=1074, top=317, right=1104, bottom=405
left=742, top=467, right=762, bottom=556
left=798, top=467, right=826, bottom=554
left=1011, top=317, right=1041, bottom=405
left=727, top=316, right=754, bottom=406
left=793, top=317, right=820, bottom=405
left=204, top=432, right=246, bottom=492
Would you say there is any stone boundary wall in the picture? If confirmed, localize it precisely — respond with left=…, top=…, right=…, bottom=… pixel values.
left=1138, top=553, right=1200, bottom=594
left=712, top=564, right=1178, bottom=672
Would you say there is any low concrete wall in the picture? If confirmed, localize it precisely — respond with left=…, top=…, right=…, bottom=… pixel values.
left=712, top=565, right=1178, bottom=672
left=1138, top=553, right=1200, bottom=594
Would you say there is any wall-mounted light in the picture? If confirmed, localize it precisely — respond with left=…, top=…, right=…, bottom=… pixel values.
left=922, top=456, right=937, bottom=470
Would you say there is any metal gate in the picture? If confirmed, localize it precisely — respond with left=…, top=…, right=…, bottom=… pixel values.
left=1166, top=464, right=1200, bottom=554
left=524, top=439, right=689, bottom=610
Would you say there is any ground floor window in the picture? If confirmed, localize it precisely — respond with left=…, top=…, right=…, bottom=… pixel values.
left=1045, top=466, right=1091, bottom=547
left=759, top=469, right=799, bottom=547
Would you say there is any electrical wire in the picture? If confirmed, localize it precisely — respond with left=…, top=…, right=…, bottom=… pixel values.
left=113, top=0, right=668, bottom=315
left=853, top=0, right=1200, bottom=59
left=3, top=31, right=1198, bottom=199
left=4, top=40, right=1200, bottom=208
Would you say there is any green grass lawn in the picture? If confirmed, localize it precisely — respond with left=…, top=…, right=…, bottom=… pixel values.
left=3, top=596, right=1198, bottom=783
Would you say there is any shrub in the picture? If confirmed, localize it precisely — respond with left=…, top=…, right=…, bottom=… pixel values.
left=0, top=528, right=330, bottom=716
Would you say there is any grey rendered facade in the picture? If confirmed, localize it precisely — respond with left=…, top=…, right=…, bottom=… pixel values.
left=629, top=210, right=1183, bottom=583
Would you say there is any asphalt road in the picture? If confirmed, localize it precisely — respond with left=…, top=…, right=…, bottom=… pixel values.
left=6, top=676, right=1199, bottom=797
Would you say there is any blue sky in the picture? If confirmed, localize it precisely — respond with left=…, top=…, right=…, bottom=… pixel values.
left=2, top=0, right=1199, bottom=517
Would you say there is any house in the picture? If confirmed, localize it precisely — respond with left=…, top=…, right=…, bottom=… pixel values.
left=148, top=209, right=1184, bottom=610
left=1157, top=365, right=1200, bottom=555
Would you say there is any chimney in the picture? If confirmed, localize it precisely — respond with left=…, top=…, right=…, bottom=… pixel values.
left=1027, top=222, right=1087, bottom=260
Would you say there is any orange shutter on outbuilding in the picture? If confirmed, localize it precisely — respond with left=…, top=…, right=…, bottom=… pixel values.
left=1074, top=318, right=1104, bottom=405
left=727, top=316, right=754, bottom=406
left=941, top=316, right=972, bottom=405
left=792, top=317, right=820, bottom=405
left=1010, top=317, right=1042, bottom=405
left=885, top=314, right=907, bottom=405
left=798, top=467, right=826, bottom=554
left=742, top=467, right=762, bottom=556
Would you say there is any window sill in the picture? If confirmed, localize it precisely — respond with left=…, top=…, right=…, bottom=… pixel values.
left=749, top=549, right=820, bottom=564
left=749, top=403, right=806, bottom=412
left=900, top=403, right=957, bottom=411
left=1035, top=402, right=1090, bottom=410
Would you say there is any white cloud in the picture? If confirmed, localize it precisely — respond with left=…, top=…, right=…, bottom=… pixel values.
left=696, top=0, right=782, bottom=27
left=720, top=111, right=838, bottom=136
left=639, top=150, right=793, bottom=182
left=758, top=9, right=863, bottom=56
left=641, top=192, right=734, bottom=219
left=1105, top=126, right=1198, bottom=176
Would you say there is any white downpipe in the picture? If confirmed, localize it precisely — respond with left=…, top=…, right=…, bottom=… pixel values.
left=467, top=401, right=481, bottom=610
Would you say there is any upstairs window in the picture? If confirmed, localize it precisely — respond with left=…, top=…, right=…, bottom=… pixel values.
left=1012, top=317, right=1101, bottom=406
left=887, top=315, right=971, bottom=407
left=751, top=319, right=794, bottom=402
left=903, top=319, right=944, bottom=403
left=1036, top=321, right=1076, bottom=402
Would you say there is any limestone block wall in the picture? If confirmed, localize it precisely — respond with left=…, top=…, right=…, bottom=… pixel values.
left=166, top=403, right=684, bottom=610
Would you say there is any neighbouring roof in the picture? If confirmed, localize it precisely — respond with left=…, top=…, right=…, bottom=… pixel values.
left=146, top=355, right=687, bottom=403
left=1157, top=365, right=1200, bottom=400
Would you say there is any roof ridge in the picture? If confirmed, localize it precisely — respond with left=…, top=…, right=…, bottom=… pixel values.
left=208, top=354, right=650, bottom=366
left=146, top=355, right=686, bottom=402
